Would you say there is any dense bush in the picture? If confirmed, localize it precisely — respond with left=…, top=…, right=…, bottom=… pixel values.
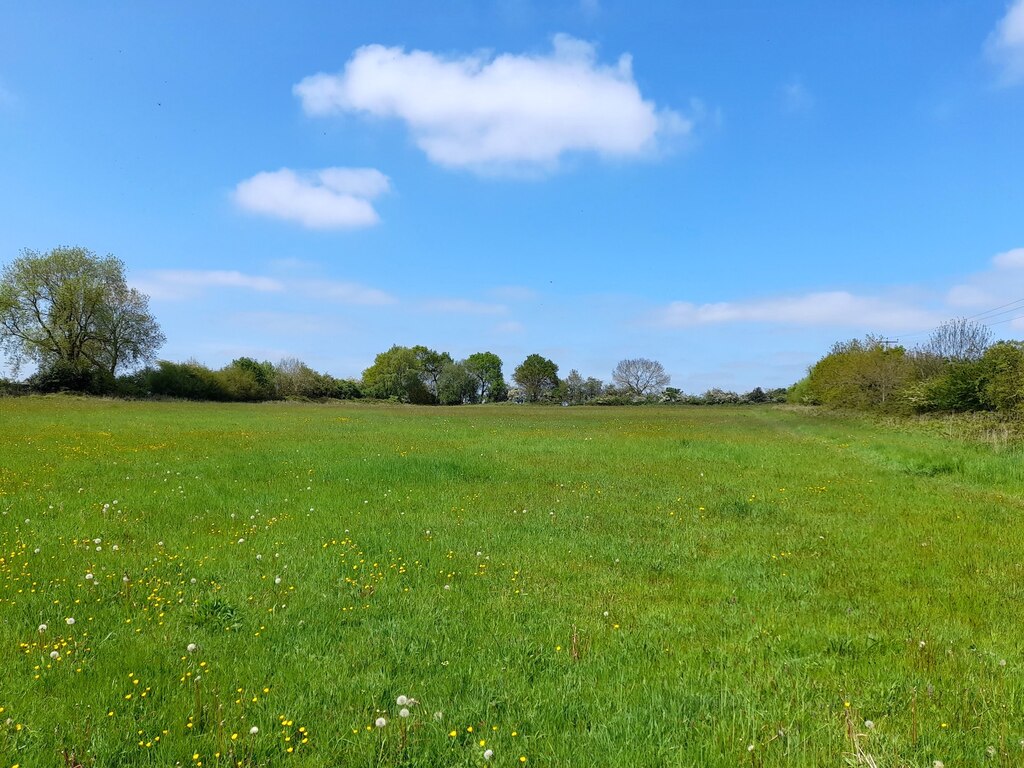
left=27, top=360, right=117, bottom=395
left=143, top=360, right=229, bottom=401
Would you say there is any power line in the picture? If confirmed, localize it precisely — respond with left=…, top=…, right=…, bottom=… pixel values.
left=962, top=297, right=1024, bottom=322
left=986, top=312, right=1024, bottom=328
left=892, top=298, right=1024, bottom=345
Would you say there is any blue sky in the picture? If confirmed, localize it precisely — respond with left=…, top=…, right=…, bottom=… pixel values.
left=2, top=1, right=1023, bottom=392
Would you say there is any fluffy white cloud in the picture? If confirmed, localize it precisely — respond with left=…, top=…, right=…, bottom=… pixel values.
left=655, top=291, right=940, bottom=331
left=233, top=167, right=389, bottom=229
left=294, top=35, right=687, bottom=173
left=986, top=0, right=1024, bottom=85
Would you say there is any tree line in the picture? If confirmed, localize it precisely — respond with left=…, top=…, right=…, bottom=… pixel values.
left=791, top=318, right=1024, bottom=414
left=0, top=247, right=793, bottom=405
left=26, top=245, right=1014, bottom=413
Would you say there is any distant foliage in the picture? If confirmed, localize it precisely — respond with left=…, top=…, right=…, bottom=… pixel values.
left=612, top=358, right=670, bottom=397
left=513, top=354, right=560, bottom=402
left=800, top=323, right=1024, bottom=416
left=803, top=336, right=914, bottom=412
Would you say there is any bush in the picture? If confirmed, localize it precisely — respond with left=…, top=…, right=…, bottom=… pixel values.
left=215, top=358, right=278, bottom=402
left=27, top=360, right=116, bottom=395
left=144, top=360, right=228, bottom=401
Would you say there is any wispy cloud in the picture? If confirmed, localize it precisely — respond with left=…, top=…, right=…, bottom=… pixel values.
left=233, top=167, right=390, bottom=229
left=490, top=285, right=539, bottom=301
left=294, top=34, right=688, bottom=174
left=135, top=269, right=395, bottom=306
left=421, top=298, right=508, bottom=315
left=494, top=320, right=526, bottom=334
left=652, top=291, right=941, bottom=331
left=986, top=0, right=1024, bottom=86
left=299, top=279, right=397, bottom=306
left=135, top=270, right=284, bottom=300
left=0, top=78, right=14, bottom=110
left=780, top=78, right=813, bottom=114
left=226, top=311, right=350, bottom=336
left=947, top=247, right=1024, bottom=307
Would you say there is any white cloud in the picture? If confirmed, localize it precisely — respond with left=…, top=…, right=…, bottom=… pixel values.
left=947, top=247, right=1024, bottom=308
left=135, top=270, right=284, bottom=300
left=654, top=291, right=940, bottom=331
left=233, top=167, right=389, bottom=229
left=494, top=320, right=526, bottom=334
left=227, top=311, right=350, bottom=336
left=0, top=79, right=14, bottom=110
left=780, top=78, right=813, bottom=114
left=490, top=285, right=538, bottom=301
left=992, top=246, right=1024, bottom=268
left=986, top=0, right=1024, bottom=85
left=293, top=34, right=687, bottom=173
left=135, top=269, right=395, bottom=306
left=421, top=299, right=508, bottom=315
left=299, top=279, right=396, bottom=306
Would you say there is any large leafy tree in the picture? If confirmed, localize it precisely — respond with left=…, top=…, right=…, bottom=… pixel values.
left=361, top=345, right=432, bottom=403
left=0, top=246, right=164, bottom=380
left=412, top=345, right=453, bottom=402
left=513, top=354, right=559, bottom=402
left=464, top=351, right=506, bottom=402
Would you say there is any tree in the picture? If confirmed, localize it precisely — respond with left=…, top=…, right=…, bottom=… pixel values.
left=437, top=361, right=477, bottom=405
left=979, top=341, right=1024, bottom=411
left=413, top=345, right=453, bottom=402
left=921, top=318, right=992, bottom=362
left=464, top=352, right=506, bottom=403
left=0, top=246, right=164, bottom=383
left=361, top=345, right=431, bottom=403
left=513, top=354, right=559, bottom=402
left=804, top=336, right=914, bottom=411
left=612, top=358, right=670, bottom=397
left=564, top=369, right=586, bottom=404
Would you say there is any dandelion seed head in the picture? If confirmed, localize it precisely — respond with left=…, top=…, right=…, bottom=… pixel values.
left=396, top=695, right=408, bottom=706
left=375, top=717, right=387, bottom=728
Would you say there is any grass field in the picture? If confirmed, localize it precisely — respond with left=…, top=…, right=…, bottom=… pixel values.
left=1, top=397, right=1023, bottom=767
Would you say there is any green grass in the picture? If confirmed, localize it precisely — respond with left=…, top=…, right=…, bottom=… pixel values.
left=1, top=396, right=1023, bottom=767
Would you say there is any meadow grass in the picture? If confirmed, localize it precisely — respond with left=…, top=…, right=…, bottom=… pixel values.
left=1, top=396, right=1022, bottom=767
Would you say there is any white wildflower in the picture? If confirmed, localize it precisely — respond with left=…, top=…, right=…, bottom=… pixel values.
left=375, top=717, right=387, bottom=728
left=399, top=708, right=410, bottom=718
left=249, top=726, right=259, bottom=735
left=396, top=695, right=408, bottom=706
